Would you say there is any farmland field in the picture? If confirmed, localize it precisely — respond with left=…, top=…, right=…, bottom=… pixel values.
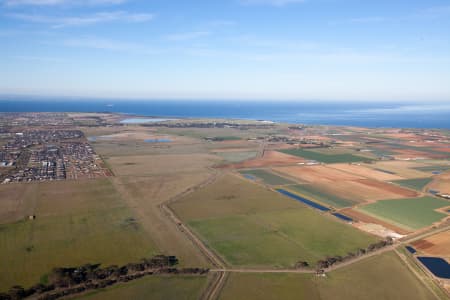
left=106, top=153, right=218, bottom=177
left=393, top=177, right=434, bottom=191
left=364, top=161, right=432, bottom=179
left=359, top=197, right=449, bottom=230
left=0, top=179, right=156, bottom=290
left=172, top=175, right=377, bottom=268
left=274, top=166, right=417, bottom=202
left=215, top=151, right=258, bottom=163
left=239, top=169, right=295, bottom=185
left=415, top=165, right=450, bottom=172
left=412, top=230, right=450, bottom=258
left=340, top=208, right=411, bottom=235
left=286, top=184, right=355, bottom=208
left=327, top=163, right=404, bottom=181
left=170, top=175, right=301, bottom=221
left=279, top=148, right=371, bottom=163
left=219, top=252, right=436, bottom=300
left=78, top=275, right=208, bottom=300
left=225, top=150, right=304, bottom=169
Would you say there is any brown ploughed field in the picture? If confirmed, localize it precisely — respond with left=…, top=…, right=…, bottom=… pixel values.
left=274, top=165, right=416, bottom=202
left=412, top=230, right=450, bottom=258
left=328, top=163, right=404, bottom=181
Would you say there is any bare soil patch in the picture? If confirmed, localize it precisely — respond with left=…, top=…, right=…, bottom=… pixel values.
left=356, top=179, right=418, bottom=198
left=273, top=165, right=363, bottom=183
left=412, top=230, right=450, bottom=258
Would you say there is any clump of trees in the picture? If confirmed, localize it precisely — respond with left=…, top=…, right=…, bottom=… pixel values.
left=0, top=255, right=209, bottom=300
left=294, top=261, right=309, bottom=269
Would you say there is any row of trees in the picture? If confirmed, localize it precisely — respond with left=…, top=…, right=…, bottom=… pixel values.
left=0, top=255, right=208, bottom=300
left=316, top=238, right=394, bottom=270
left=295, top=238, right=394, bottom=271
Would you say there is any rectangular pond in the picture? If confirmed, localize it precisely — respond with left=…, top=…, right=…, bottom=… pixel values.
left=417, top=257, right=450, bottom=279
left=332, top=213, right=353, bottom=222
left=276, top=189, right=330, bottom=212
left=405, top=246, right=416, bottom=254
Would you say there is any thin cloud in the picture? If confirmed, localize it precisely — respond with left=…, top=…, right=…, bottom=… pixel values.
left=3, top=0, right=126, bottom=6
left=239, top=0, right=305, bottom=6
left=62, top=36, right=161, bottom=55
left=333, top=5, right=450, bottom=25
left=412, top=5, right=450, bottom=19
left=208, top=20, right=236, bottom=27
left=13, top=55, right=65, bottom=62
left=63, top=37, right=141, bottom=51
left=165, top=31, right=211, bottom=41
left=6, top=11, right=154, bottom=27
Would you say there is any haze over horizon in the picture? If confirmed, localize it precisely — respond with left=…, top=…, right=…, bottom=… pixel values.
left=1, top=0, right=450, bottom=102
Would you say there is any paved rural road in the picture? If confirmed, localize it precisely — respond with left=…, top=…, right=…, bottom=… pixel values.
left=160, top=168, right=228, bottom=300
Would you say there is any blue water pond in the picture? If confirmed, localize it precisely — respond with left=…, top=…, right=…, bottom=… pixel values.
left=276, top=189, right=330, bottom=212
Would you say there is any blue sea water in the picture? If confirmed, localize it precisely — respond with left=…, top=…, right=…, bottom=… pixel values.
left=1, top=97, right=450, bottom=129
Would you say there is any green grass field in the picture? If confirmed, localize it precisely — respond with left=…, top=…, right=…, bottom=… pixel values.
left=279, top=149, right=370, bottom=163
left=172, top=175, right=377, bottom=268
left=239, top=169, right=295, bottom=185
left=211, top=136, right=242, bottom=141
left=218, top=252, right=436, bottom=300
left=392, top=177, right=433, bottom=191
left=359, top=196, right=449, bottom=230
left=189, top=209, right=375, bottom=267
left=0, top=179, right=157, bottom=291
left=286, top=184, right=355, bottom=208
left=78, top=275, right=208, bottom=300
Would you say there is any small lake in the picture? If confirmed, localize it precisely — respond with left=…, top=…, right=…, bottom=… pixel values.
left=417, top=257, right=450, bottom=279
left=120, top=118, right=176, bottom=124
left=276, top=189, right=330, bottom=212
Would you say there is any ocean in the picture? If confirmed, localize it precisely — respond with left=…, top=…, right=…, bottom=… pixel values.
left=1, top=98, right=450, bottom=129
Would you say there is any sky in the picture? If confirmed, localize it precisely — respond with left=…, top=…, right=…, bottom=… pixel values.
left=1, top=0, right=450, bottom=101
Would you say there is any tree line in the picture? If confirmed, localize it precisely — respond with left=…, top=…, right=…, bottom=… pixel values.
left=295, top=238, right=394, bottom=271
left=0, top=255, right=208, bottom=300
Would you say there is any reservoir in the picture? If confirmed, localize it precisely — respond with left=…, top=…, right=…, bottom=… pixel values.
left=417, top=257, right=450, bottom=279
left=276, top=189, right=330, bottom=212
